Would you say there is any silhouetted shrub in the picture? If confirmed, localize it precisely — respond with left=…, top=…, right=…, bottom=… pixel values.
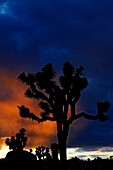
left=51, top=143, right=59, bottom=161
left=5, top=128, right=27, bottom=151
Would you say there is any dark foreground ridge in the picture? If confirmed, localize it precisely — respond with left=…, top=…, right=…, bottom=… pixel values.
left=5, top=150, right=36, bottom=160
left=1, top=155, right=113, bottom=170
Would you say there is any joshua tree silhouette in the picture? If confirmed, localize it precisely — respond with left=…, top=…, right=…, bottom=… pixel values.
left=5, top=128, right=27, bottom=151
left=51, top=143, right=58, bottom=161
left=17, top=62, right=110, bottom=161
left=35, top=146, right=51, bottom=161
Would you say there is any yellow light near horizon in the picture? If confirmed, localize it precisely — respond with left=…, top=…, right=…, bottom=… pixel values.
left=0, top=145, right=9, bottom=159
left=1, top=137, right=9, bottom=140
left=0, top=137, right=10, bottom=159
left=1, top=146, right=113, bottom=160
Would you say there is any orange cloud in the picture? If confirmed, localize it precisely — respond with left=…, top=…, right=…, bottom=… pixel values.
left=0, top=69, right=57, bottom=149
left=0, top=68, right=89, bottom=151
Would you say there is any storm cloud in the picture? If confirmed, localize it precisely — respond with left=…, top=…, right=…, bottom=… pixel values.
left=0, top=0, right=113, bottom=150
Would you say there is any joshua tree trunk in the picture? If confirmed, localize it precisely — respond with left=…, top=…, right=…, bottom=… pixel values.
left=57, top=121, right=69, bottom=161
left=59, top=137, right=67, bottom=162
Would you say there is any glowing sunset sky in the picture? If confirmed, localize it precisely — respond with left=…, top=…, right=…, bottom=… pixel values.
left=0, top=0, right=113, bottom=159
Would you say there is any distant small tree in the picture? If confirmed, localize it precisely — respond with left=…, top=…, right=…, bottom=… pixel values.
left=51, top=143, right=58, bottom=161
left=45, top=147, right=51, bottom=161
left=30, top=148, right=32, bottom=153
left=5, top=128, right=27, bottom=151
left=18, top=62, right=110, bottom=161
left=35, top=146, right=47, bottom=160
left=35, top=147, right=41, bottom=161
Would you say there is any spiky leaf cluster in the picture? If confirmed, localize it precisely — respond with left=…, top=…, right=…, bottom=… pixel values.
left=96, top=100, right=110, bottom=121
left=18, top=62, right=110, bottom=124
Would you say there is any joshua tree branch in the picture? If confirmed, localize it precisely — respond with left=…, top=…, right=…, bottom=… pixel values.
left=75, top=112, right=98, bottom=120
left=18, top=105, right=55, bottom=123
left=38, top=116, right=56, bottom=122
left=30, top=83, right=50, bottom=102
left=68, top=112, right=103, bottom=125
left=68, top=100, right=110, bottom=125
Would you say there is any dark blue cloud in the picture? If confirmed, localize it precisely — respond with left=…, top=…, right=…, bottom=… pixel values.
left=0, top=0, right=113, bottom=72
left=0, top=0, right=113, bottom=148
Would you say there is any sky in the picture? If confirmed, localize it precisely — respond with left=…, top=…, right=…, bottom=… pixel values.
left=0, top=0, right=113, bottom=159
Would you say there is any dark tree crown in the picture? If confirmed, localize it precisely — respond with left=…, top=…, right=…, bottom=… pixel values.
left=5, top=128, right=27, bottom=151
left=17, top=62, right=110, bottom=124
